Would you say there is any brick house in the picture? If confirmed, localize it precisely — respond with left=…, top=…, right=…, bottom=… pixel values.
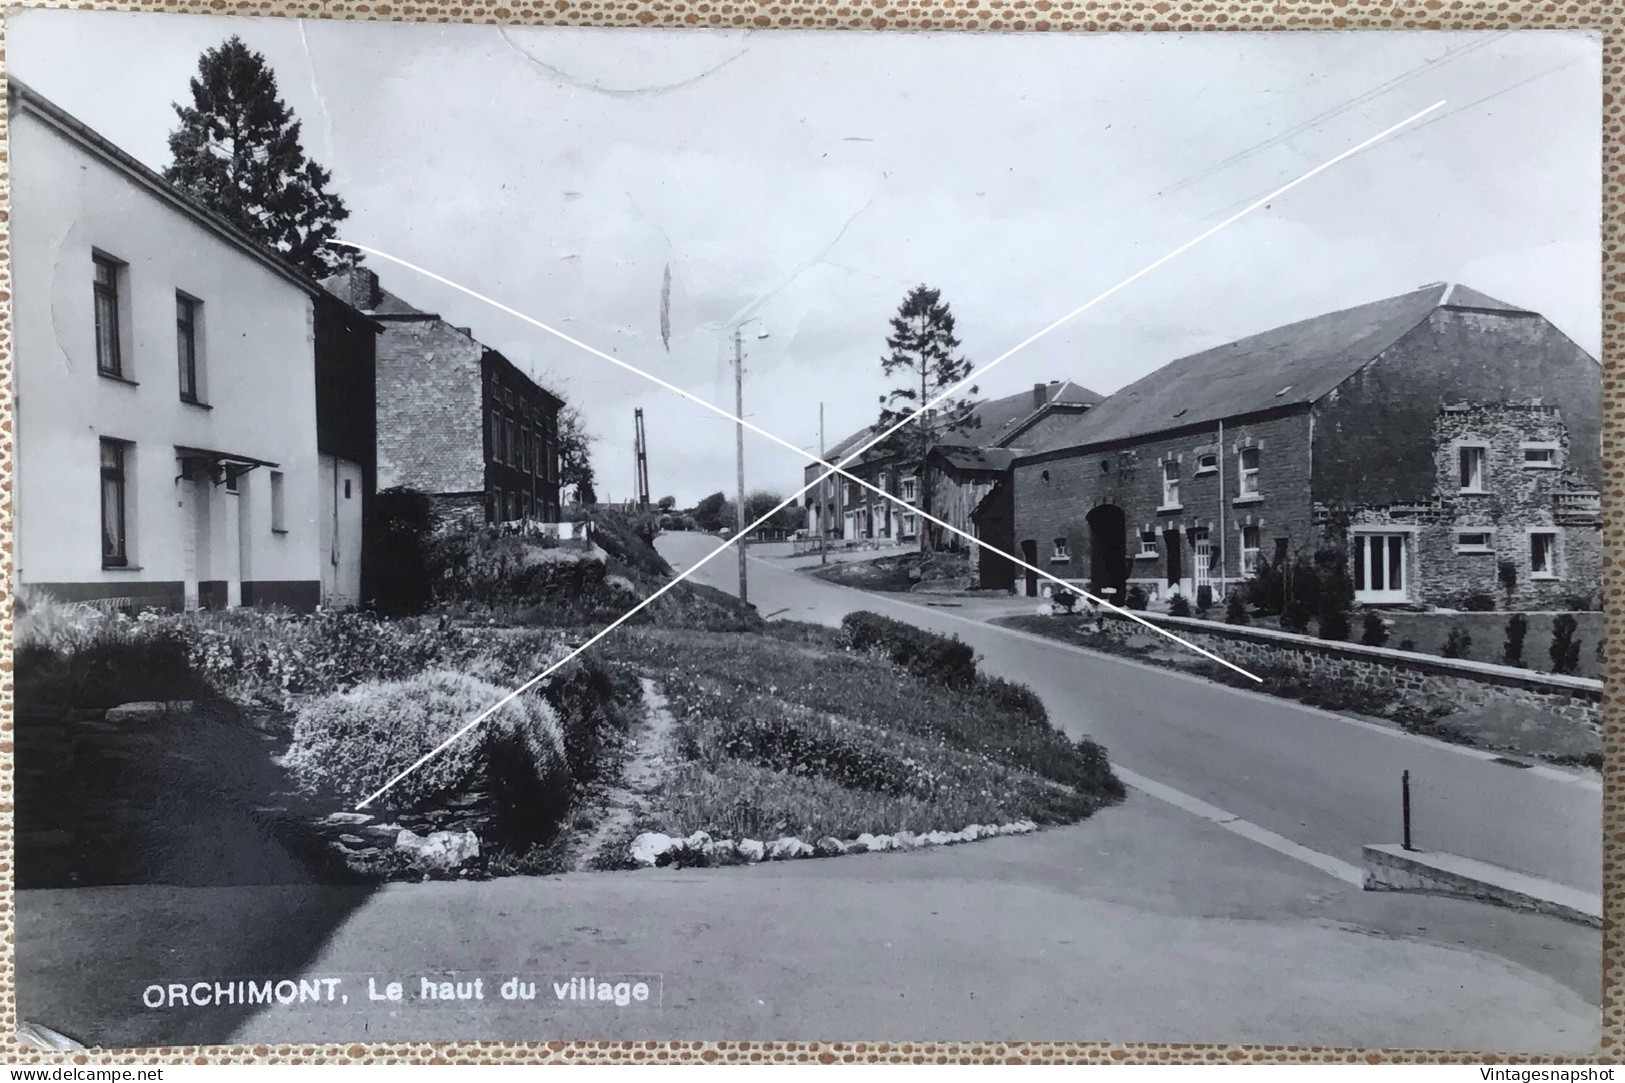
left=803, top=380, right=1099, bottom=548
left=322, top=267, right=564, bottom=524
left=990, top=284, right=1601, bottom=610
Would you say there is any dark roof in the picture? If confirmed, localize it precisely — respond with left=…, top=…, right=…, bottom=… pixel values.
left=1022, top=283, right=1533, bottom=456
left=931, top=446, right=1017, bottom=473
left=812, top=378, right=1100, bottom=473
left=8, top=78, right=325, bottom=300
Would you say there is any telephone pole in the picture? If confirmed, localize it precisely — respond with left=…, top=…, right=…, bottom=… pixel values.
left=633, top=408, right=650, bottom=509
left=819, top=402, right=828, bottom=566
left=734, top=326, right=749, bottom=604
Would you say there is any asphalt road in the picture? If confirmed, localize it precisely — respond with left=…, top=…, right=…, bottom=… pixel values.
left=667, top=535, right=1602, bottom=896
left=13, top=534, right=1603, bottom=1051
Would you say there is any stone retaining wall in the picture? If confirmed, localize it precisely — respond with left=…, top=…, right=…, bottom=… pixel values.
left=1096, top=610, right=1602, bottom=733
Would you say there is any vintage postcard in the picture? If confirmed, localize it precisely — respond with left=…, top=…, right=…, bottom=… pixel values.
left=6, top=12, right=1604, bottom=1053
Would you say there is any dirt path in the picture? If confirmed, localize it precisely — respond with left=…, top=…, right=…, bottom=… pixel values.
left=569, top=677, right=679, bottom=871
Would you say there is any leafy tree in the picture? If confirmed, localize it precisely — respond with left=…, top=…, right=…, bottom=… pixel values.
left=556, top=406, right=596, bottom=505
left=657, top=496, right=677, bottom=511
left=165, top=36, right=351, bottom=278
left=743, top=491, right=800, bottom=534
left=876, top=285, right=980, bottom=551
left=693, top=492, right=730, bottom=533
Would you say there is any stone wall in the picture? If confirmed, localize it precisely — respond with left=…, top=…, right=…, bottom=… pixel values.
left=1095, top=609, right=1601, bottom=733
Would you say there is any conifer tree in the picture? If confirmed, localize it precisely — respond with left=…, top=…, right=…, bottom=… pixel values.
left=165, top=36, right=352, bottom=278
left=876, top=286, right=979, bottom=551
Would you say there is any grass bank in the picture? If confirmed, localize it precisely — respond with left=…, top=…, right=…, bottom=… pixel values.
left=997, top=612, right=1601, bottom=769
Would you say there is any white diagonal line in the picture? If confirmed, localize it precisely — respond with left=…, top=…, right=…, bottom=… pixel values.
left=336, top=99, right=1441, bottom=808
left=339, top=240, right=1256, bottom=677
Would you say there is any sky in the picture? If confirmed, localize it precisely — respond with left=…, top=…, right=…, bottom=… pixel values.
left=10, top=14, right=1602, bottom=506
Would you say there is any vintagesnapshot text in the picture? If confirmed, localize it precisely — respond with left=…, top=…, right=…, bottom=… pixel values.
left=140, top=975, right=662, bottom=1011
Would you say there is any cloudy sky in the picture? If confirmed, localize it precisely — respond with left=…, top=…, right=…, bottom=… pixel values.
left=11, top=14, right=1601, bottom=506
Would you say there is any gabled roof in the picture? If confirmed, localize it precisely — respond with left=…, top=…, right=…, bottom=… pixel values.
left=930, top=446, right=1017, bottom=474
left=812, top=378, right=1100, bottom=473
left=1021, top=283, right=1535, bottom=456
left=8, top=78, right=325, bottom=301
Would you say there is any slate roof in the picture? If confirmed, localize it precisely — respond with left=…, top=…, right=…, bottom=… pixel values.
left=931, top=446, right=1017, bottom=473
left=815, top=379, right=1101, bottom=472
left=1021, top=283, right=1534, bottom=456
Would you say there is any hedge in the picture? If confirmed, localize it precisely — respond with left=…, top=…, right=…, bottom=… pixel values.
left=840, top=611, right=978, bottom=690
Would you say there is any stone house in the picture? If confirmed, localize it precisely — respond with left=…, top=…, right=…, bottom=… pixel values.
left=10, top=79, right=379, bottom=613
left=322, top=267, right=564, bottom=525
left=803, top=380, right=1099, bottom=548
left=988, top=284, right=1600, bottom=609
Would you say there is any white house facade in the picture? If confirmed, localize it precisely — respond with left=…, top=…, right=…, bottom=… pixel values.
left=10, top=81, right=327, bottom=611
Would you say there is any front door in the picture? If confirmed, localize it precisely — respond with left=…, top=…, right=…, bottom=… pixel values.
left=1021, top=540, right=1039, bottom=597
left=1163, top=529, right=1183, bottom=592
left=1192, top=529, right=1213, bottom=594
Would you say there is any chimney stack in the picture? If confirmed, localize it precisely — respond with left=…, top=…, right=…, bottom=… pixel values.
left=329, top=265, right=380, bottom=312
left=1033, top=383, right=1048, bottom=409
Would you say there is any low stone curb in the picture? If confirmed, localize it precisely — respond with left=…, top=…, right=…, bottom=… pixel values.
left=628, top=820, right=1040, bottom=869
left=1361, top=843, right=1602, bottom=928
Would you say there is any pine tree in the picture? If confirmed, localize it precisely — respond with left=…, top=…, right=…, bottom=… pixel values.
left=165, top=36, right=352, bottom=278
left=876, top=285, right=979, bottom=551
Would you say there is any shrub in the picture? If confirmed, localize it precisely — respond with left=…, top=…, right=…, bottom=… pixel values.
left=1550, top=614, right=1581, bottom=675
left=1317, top=603, right=1351, bottom=642
left=1124, top=585, right=1149, bottom=611
left=285, top=671, right=570, bottom=848
left=1280, top=592, right=1312, bottom=634
left=1461, top=591, right=1497, bottom=612
left=1360, top=611, right=1390, bottom=648
left=427, top=526, right=596, bottom=608
left=1442, top=626, right=1472, bottom=659
left=1224, top=591, right=1249, bottom=625
left=1050, top=587, right=1078, bottom=613
left=368, top=487, right=437, bottom=616
left=1195, top=585, right=1213, bottom=615
left=1561, top=592, right=1600, bottom=613
left=974, top=674, right=1050, bottom=728
left=1246, top=557, right=1285, bottom=617
left=1167, top=594, right=1192, bottom=617
left=840, top=611, right=978, bottom=689
left=1397, top=638, right=1416, bottom=652
left=16, top=614, right=200, bottom=710
left=1502, top=613, right=1528, bottom=667
left=542, top=659, right=641, bottom=785
left=711, top=713, right=929, bottom=797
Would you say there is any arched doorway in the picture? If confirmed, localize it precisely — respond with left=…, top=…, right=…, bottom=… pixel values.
left=1086, top=504, right=1128, bottom=604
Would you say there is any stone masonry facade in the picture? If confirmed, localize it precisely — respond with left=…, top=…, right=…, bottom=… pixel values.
left=1342, top=403, right=1602, bottom=610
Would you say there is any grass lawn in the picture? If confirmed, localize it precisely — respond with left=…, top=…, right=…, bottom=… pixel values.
left=597, top=622, right=1124, bottom=848
left=998, top=613, right=1601, bottom=768
left=809, top=550, right=975, bottom=593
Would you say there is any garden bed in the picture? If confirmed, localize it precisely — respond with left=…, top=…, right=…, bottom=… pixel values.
left=591, top=618, right=1124, bottom=863
left=808, top=550, right=975, bottom=593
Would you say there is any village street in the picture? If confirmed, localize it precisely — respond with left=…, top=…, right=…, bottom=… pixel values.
left=15, top=534, right=1602, bottom=1053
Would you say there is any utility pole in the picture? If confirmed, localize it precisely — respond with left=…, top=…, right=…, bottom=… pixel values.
left=633, top=408, right=650, bottom=509
left=820, top=402, right=828, bottom=566
left=734, top=326, right=748, bottom=604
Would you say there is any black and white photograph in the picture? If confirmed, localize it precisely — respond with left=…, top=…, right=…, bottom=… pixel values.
left=6, top=12, right=1605, bottom=1054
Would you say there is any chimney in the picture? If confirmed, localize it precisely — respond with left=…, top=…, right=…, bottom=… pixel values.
left=331, top=266, right=380, bottom=312
left=1033, top=383, right=1047, bottom=409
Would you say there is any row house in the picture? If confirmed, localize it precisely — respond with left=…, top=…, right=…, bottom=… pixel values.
left=322, top=267, right=564, bottom=526
left=10, top=80, right=379, bottom=612
left=984, top=283, right=1601, bottom=610
left=803, top=380, right=1099, bottom=549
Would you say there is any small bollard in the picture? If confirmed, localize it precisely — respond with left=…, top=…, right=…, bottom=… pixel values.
left=1402, top=769, right=1414, bottom=852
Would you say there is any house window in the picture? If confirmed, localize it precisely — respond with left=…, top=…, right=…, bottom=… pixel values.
left=1459, top=445, right=1487, bottom=492
left=1241, top=524, right=1260, bottom=575
left=543, top=438, right=554, bottom=480
left=901, top=514, right=917, bottom=537
left=1161, top=460, right=1180, bottom=508
left=269, top=470, right=287, bottom=532
left=224, top=468, right=240, bottom=494
left=99, top=439, right=129, bottom=567
left=344, top=478, right=352, bottom=499
left=1456, top=531, right=1494, bottom=553
left=1354, top=533, right=1408, bottom=602
left=1273, top=537, right=1289, bottom=568
left=1138, top=530, right=1158, bottom=558
left=1052, top=537, right=1070, bottom=563
left=176, top=294, right=202, bottom=402
left=490, top=409, right=504, bottom=463
left=1237, top=447, right=1261, bottom=497
left=1522, top=443, right=1560, bottom=469
left=505, top=414, right=518, bottom=465
left=94, top=255, right=124, bottom=378
left=901, top=477, right=918, bottom=502
left=1530, top=531, right=1559, bottom=578
left=1196, top=453, right=1218, bottom=475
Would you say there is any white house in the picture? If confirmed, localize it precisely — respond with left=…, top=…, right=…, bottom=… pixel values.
left=10, top=80, right=332, bottom=611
